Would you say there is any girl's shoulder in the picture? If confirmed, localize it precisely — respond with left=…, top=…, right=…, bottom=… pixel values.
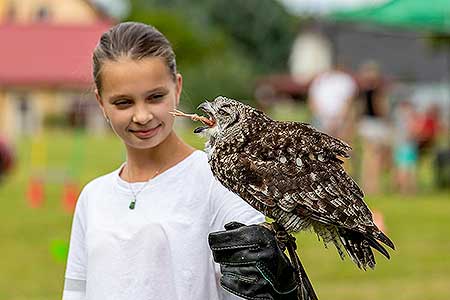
left=80, top=165, right=123, bottom=195
left=174, top=150, right=214, bottom=180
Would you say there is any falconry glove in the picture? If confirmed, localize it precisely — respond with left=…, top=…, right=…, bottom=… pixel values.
left=208, top=221, right=298, bottom=300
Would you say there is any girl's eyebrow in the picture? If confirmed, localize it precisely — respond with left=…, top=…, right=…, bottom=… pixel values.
left=108, top=94, right=131, bottom=102
left=143, top=86, right=169, bottom=97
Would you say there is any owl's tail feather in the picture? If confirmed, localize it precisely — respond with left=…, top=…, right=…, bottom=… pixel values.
left=338, top=228, right=392, bottom=270
left=375, top=231, right=396, bottom=250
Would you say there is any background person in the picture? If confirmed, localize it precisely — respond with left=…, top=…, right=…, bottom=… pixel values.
left=308, top=65, right=358, bottom=143
left=356, top=61, right=390, bottom=195
left=415, top=104, right=441, bottom=154
left=392, top=100, right=419, bottom=194
left=0, top=135, right=14, bottom=181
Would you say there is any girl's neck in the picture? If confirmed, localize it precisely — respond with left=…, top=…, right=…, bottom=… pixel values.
left=122, top=131, right=194, bottom=182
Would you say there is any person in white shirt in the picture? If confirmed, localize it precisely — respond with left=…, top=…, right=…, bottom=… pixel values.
left=308, top=68, right=357, bottom=142
left=63, top=22, right=299, bottom=300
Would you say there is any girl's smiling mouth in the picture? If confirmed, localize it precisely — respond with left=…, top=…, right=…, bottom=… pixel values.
left=129, top=124, right=162, bottom=139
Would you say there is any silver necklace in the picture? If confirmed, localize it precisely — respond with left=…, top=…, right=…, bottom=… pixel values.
left=126, top=164, right=160, bottom=210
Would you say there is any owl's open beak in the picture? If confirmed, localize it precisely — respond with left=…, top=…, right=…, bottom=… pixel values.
left=170, top=104, right=215, bottom=133
left=193, top=126, right=209, bottom=133
left=195, top=101, right=216, bottom=133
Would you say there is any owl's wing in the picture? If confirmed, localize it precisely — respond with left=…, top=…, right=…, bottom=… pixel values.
left=271, top=121, right=353, bottom=159
left=231, top=151, right=375, bottom=233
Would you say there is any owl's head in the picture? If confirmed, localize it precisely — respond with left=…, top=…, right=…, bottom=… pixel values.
left=194, top=96, right=264, bottom=147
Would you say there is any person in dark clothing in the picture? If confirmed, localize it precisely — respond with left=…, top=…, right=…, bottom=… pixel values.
left=0, top=135, right=14, bottom=180
left=356, top=61, right=390, bottom=195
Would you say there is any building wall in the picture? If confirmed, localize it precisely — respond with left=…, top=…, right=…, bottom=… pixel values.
left=0, top=89, right=41, bottom=137
left=321, top=22, right=450, bottom=82
left=0, top=88, right=106, bottom=138
left=0, top=0, right=99, bottom=24
left=0, top=90, right=17, bottom=137
left=0, top=1, right=6, bottom=20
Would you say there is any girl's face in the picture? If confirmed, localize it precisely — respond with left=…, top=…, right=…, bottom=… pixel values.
left=96, top=56, right=182, bottom=150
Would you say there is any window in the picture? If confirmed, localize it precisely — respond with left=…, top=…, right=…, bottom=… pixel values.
left=6, top=5, right=16, bottom=21
left=35, top=6, right=51, bottom=22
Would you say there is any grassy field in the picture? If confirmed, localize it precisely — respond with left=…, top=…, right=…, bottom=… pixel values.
left=0, top=129, right=449, bottom=300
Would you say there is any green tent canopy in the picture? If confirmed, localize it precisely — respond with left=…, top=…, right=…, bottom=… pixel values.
left=330, top=0, right=450, bottom=34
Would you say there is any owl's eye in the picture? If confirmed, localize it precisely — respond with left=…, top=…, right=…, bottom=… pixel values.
left=218, top=108, right=230, bottom=116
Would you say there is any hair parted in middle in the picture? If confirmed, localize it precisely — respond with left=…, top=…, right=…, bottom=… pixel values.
left=92, top=22, right=177, bottom=95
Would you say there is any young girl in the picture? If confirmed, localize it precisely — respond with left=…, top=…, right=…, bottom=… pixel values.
left=62, top=21, right=302, bottom=300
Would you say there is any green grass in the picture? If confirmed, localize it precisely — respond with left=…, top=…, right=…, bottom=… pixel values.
left=0, top=129, right=449, bottom=300
left=295, top=192, right=450, bottom=300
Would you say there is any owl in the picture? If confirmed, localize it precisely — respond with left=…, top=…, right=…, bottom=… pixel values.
left=193, top=96, right=395, bottom=271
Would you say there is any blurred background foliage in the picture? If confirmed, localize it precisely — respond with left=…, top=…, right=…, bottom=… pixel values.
left=127, top=0, right=297, bottom=109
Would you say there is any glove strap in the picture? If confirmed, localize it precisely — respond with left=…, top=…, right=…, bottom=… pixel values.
left=272, top=222, right=319, bottom=300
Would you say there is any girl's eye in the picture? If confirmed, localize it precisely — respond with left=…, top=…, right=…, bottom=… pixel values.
left=114, top=100, right=132, bottom=107
left=148, top=94, right=165, bottom=101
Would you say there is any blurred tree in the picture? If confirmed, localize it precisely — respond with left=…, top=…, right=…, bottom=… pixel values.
left=181, top=52, right=256, bottom=109
left=127, top=7, right=226, bottom=69
left=126, top=0, right=297, bottom=109
left=205, top=0, right=297, bottom=73
left=429, top=34, right=450, bottom=50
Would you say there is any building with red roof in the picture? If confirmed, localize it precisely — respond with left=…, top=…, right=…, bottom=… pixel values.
left=0, top=0, right=114, bottom=136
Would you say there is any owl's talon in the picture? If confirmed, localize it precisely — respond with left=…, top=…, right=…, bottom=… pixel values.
left=259, top=222, right=297, bottom=251
left=259, top=222, right=273, bottom=231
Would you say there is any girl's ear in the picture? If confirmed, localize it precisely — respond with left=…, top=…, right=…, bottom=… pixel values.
left=175, top=73, right=183, bottom=107
left=95, top=89, right=103, bottom=106
left=95, top=89, right=107, bottom=117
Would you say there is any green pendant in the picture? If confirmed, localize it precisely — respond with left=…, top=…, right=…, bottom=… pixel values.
left=129, top=200, right=136, bottom=210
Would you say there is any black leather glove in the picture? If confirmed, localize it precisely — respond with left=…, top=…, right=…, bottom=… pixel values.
left=208, top=221, right=298, bottom=300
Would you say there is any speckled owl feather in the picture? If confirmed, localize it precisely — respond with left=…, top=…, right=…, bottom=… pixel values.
left=196, top=96, right=395, bottom=270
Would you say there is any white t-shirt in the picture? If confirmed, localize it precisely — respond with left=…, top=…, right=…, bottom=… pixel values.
left=63, top=150, right=265, bottom=300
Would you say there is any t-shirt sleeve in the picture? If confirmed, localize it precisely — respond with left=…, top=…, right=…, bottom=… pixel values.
left=62, top=279, right=86, bottom=300
left=62, top=187, right=88, bottom=299
left=209, top=178, right=265, bottom=232
left=208, top=178, right=265, bottom=300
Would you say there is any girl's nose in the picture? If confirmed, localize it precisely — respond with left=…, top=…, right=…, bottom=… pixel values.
left=132, top=106, right=153, bottom=125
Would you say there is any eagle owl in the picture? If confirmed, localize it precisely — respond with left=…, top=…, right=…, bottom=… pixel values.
left=194, top=96, right=395, bottom=271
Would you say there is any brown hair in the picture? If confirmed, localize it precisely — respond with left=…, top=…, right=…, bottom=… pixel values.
left=93, top=22, right=177, bottom=95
